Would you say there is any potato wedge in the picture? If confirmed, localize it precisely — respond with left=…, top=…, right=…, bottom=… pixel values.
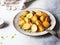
left=26, top=13, right=33, bottom=18
left=19, top=15, right=24, bottom=20
left=30, top=22, right=33, bottom=26
left=36, top=10, right=43, bottom=16
left=31, top=24, right=37, bottom=32
left=22, top=10, right=29, bottom=16
left=38, top=25, right=45, bottom=32
left=36, top=20, right=42, bottom=25
left=24, top=17, right=30, bottom=23
left=41, top=13, right=48, bottom=17
left=18, top=20, right=25, bottom=26
left=31, top=15, right=37, bottom=22
left=45, top=17, right=50, bottom=22
left=40, top=16, right=46, bottom=22
left=22, top=23, right=31, bottom=30
left=43, top=21, right=50, bottom=28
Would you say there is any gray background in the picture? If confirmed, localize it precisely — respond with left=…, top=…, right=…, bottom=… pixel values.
left=0, top=0, right=60, bottom=45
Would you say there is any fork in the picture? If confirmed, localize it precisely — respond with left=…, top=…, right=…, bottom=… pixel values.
left=46, top=29, right=60, bottom=39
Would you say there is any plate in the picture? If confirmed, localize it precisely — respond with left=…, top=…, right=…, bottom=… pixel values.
left=13, top=8, right=56, bottom=36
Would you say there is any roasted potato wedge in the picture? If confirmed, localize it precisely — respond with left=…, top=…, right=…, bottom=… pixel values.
left=43, top=21, right=50, bottom=28
left=41, top=13, right=48, bottom=17
left=18, top=20, right=25, bottom=26
left=24, top=17, right=30, bottom=23
left=45, top=16, right=50, bottom=22
left=19, top=15, right=24, bottom=20
left=22, top=10, right=29, bottom=16
left=40, top=16, right=46, bottom=22
left=38, top=25, right=45, bottom=32
left=26, top=13, right=33, bottom=18
left=36, top=20, right=42, bottom=25
left=36, top=10, right=43, bottom=16
left=31, top=15, right=37, bottom=22
left=22, top=23, right=31, bottom=30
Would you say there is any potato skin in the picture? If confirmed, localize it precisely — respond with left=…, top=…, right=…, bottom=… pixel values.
left=38, top=25, right=45, bottom=32
left=22, top=11, right=29, bottom=16
left=18, top=20, right=25, bottom=27
left=24, top=17, right=30, bottom=23
left=41, top=13, right=48, bottom=18
left=26, top=13, right=33, bottom=18
left=40, top=16, right=46, bottom=22
left=45, top=16, right=50, bottom=22
left=43, top=21, right=50, bottom=28
left=40, top=12, right=48, bottom=21
left=31, top=15, right=37, bottom=23
left=36, top=20, right=42, bottom=26
left=19, top=15, right=24, bottom=20
left=22, top=23, right=31, bottom=30
left=36, top=10, right=43, bottom=16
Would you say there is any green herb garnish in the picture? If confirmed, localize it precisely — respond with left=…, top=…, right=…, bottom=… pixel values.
left=0, top=42, right=3, bottom=45
left=22, top=27, right=24, bottom=30
left=11, top=34, right=16, bottom=39
left=11, top=36, right=14, bottom=39
left=26, top=30, right=31, bottom=33
left=1, top=36, right=4, bottom=39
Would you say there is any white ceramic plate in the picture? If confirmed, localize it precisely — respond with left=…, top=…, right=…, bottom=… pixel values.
left=13, top=8, right=56, bottom=36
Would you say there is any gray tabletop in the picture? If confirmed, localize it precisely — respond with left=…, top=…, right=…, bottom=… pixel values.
left=0, top=0, right=60, bottom=45
left=23, top=0, right=60, bottom=45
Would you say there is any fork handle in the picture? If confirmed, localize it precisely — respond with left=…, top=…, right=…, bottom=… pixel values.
left=48, top=30, right=60, bottom=39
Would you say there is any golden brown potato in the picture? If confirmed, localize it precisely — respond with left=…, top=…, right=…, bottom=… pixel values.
left=31, top=15, right=37, bottom=22
left=40, top=12, right=49, bottom=22
left=40, top=16, right=46, bottom=22
left=30, top=22, right=33, bottom=26
left=24, top=17, right=30, bottom=23
left=19, top=15, right=24, bottom=20
left=38, top=25, right=45, bottom=32
left=31, top=24, right=37, bottom=32
left=22, top=23, right=31, bottom=30
left=18, top=20, right=25, bottom=26
left=45, top=17, right=50, bottom=22
left=43, top=21, right=50, bottom=28
left=41, top=12, right=48, bottom=17
left=18, top=10, right=51, bottom=33
left=22, top=10, right=29, bottom=16
left=36, top=20, right=42, bottom=25
left=36, top=10, right=43, bottom=16
left=26, top=13, right=33, bottom=18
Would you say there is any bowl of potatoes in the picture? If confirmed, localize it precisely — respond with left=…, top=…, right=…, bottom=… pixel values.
left=13, top=8, right=56, bottom=36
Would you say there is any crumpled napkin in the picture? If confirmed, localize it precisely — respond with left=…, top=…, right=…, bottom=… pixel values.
left=0, top=0, right=32, bottom=10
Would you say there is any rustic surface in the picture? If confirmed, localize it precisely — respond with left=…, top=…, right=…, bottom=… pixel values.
left=0, top=0, right=60, bottom=45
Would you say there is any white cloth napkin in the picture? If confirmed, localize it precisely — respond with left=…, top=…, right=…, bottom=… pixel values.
left=0, top=0, right=32, bottom=10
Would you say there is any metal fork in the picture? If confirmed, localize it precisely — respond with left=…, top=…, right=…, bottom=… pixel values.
left=46, top=29, right=60, bottom=39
